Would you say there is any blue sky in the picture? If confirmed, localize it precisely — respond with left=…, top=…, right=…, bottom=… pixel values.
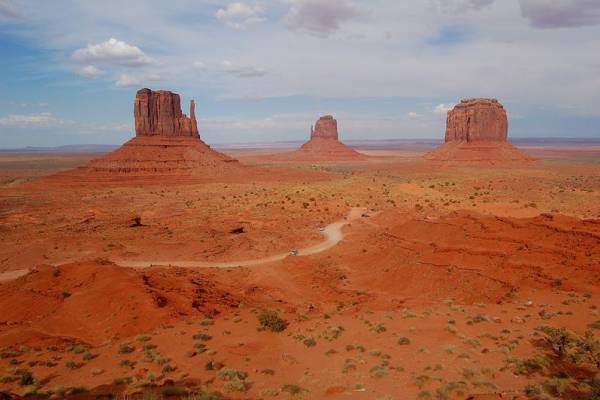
left=0, top=0, right=599, bottom=147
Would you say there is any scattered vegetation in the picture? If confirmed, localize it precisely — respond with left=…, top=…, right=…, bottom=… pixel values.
left=257, top=309, right=288, bottom=332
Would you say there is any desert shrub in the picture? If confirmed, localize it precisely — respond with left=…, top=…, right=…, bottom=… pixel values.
left=370, top=364, right=388, bottom=378
left=218, top=367, right=247, bottom=381
left=536, top=326, right=575, bottom=358
left=161, top=386, right=187, bottom=396
left=192, top=333, right=212, bottom=341
left=589, top=321, right=600, bottom=330
left=398, top=337, right=411, bottom=345
left=162, top=364, right=176, bottom=373
left=136, top=335, right=152, bottom=342
left=113, top=376, right=133, bottom=385
left=223, top=377, right=247, bottom=392
left=417, top=390, right=432, bottom=399
left=118, top=343, right=135, bottom=354
left=82, top=351, right=95, bottom=361
left=71, top=345, right=86, bottom=354
left=19, top=371, right=35, bottom=386
left=513, top=356, right=550, bottom=375
left=257, top=310, right=288, bottom=332
left=0, top=375, right=18, bottom=383
left=281, top=384, right=305, bottom=395
left=303, top=338, right=317, bottom=347
left=119, top=359, right=136, bottom=368
left=575, top=330, right=600, bottom=368
left=261, top=368, right=275, bottom=375
left=542, top=378, right=571, bottom=397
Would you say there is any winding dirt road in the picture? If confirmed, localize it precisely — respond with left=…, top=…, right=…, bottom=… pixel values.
left=0, top=208, right=365, bottom=282
left=114, top=207, right=365, bottom=269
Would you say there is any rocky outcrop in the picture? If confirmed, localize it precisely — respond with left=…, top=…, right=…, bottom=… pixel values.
left=425, top=98, right=534, bottom=164
left=445, top=98, right=507, bottom=143
left=50, top=88, right=251, bottom=183
left=311, top=115, right=338, bottom=140
left=265, top=115, right=366, bottom=162
left=134, top=88, right=199, bottom=137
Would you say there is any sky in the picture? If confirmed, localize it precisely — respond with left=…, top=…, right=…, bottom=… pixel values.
left=0, top=0, right=599, bottom=147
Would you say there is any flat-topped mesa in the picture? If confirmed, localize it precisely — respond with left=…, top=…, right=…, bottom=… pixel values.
left=134, top=88, right=199, bottom=137
left=445, top=98, right=507, bottom=143
left=310, top=115, right=338, bottom=140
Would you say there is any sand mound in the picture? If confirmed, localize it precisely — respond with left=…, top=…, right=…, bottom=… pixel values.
left=424, top=140, right=535, bottom=164
left=0, top=261, right=238, bottom=346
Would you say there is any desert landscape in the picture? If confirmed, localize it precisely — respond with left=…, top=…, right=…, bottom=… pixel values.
left=0, top=88, right=598, bottom=400
left=1, top=1, right=600, bottom=399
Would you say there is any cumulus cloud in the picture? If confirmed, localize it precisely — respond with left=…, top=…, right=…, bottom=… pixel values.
left=0, top=0, right=20, bottom=18
left=76, top=65, right=104, bottom=78
left=519, top=0, right=600, bottom=28
left=72, top=38, right=152, bottom=67
left=285, top=0, right=364, bottom=36
left=216, top=2, right=265, bottom=29
left=434, top=104, right=453, bottom=115
left=0, top=112, right=61, bottom=126
left=115, top=74, right=141, bottom=88
left=220, top=60, right=267, bottom=78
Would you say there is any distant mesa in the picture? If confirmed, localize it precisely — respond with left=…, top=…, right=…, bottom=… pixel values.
left=52, top=88, right=246, bottom=183
left=424, top=98, right=534, bottom=163
left=269, top=115, right=367, bottom=161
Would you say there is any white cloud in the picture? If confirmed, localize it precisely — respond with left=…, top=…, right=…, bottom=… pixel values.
left=71, top=38, right=152, bottom=66
left=434, top=104, right=453, bottom=115
left=286, top=0, right=364, bottom=36
left=220, top=60, right=267, bottom=78
left=76, top=65, right=104, bottom=78
left=0, top=0, right=20, bottom=18
left=519, top=0, right=600, bottom=28
left=115, top=74, right=141, bottom=88
left=216, top=2, right=265, bottom=29
left=407, top=111, right=422, bottom=119
left=0, top=112, right=61, bottom=126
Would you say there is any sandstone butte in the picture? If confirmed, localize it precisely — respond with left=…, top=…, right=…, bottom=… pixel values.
left=51, top=88, right=244, bottom=183
left=424, top=98, right=534, bottom=163
left=270, top=115, right=367, bottom=161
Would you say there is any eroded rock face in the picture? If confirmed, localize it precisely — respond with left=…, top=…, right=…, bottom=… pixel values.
left=311, top=115, right=338, bottom=140
left=134, top=88, right=199, bottom=137
left=445, top=98, right=507, bottom=143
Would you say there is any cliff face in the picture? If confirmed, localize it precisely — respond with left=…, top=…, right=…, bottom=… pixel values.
left=134, top=88, right=199, bottom=137
left=310, top=115, right=338, bottom=140
left=445, top=98, right=507, bottom=143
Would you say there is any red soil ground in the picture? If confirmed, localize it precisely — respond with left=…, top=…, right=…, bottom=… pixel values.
left=0, top=145, right=599, bottom=399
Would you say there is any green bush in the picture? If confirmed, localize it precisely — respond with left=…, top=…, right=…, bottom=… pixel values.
left=257, top=310, right=288, bottom=332
left=281, top=384, right=305, bottom=395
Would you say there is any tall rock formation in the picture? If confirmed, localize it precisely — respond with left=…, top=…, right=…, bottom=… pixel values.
left=291, top=115, right=366, bottom=161
left=310, top=115, right=339, bottom=140
left=425, top=98, right=533, bottom=163
left=52, top=88, right=247, bottom=183
left=134, top=89, right=199, bottom=137
left=445, top=99, right=507, bottom=143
